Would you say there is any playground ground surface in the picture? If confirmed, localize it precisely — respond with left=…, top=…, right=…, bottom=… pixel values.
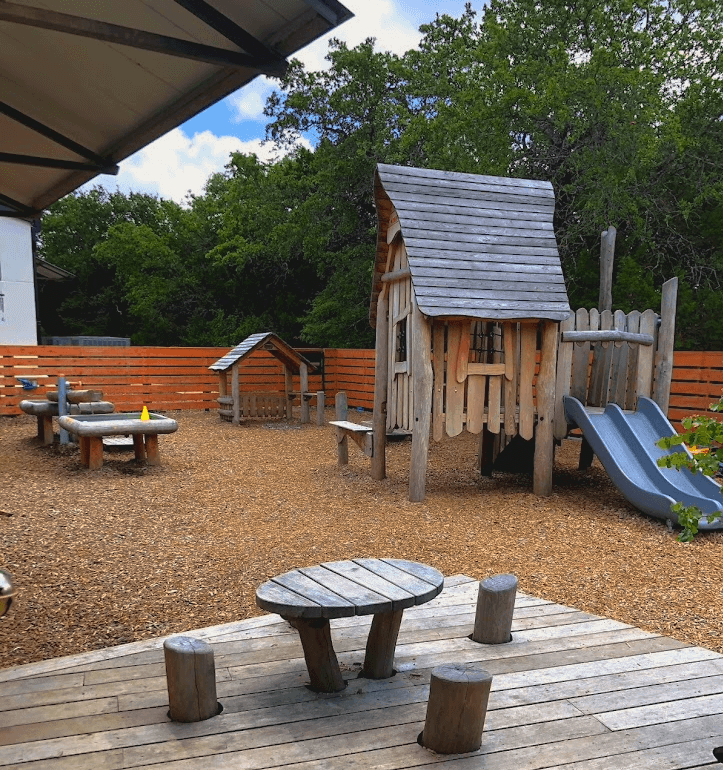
left=1, top=408, right=722, bottom=671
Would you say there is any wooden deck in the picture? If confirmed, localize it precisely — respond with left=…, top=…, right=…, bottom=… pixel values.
left=2, top=575, right=723, bottom=769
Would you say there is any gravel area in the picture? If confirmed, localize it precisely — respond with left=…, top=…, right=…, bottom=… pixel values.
left=2, top=408, right=723, bottom=670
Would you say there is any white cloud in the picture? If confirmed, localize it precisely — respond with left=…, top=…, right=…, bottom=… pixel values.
left=226, top=76, right=275, bottom=123
left=94, top=128, right=310, bottom=204
left=299, top=0, right=424, bottom=70
left=224, top=0, right=424, bottom=123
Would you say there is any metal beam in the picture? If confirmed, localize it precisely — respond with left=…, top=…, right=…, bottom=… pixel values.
left=0, top=152, right=119, bottom=174
left=0, top=101, right=113, bottom=166
left=0, top=192, right=38, bottom=217
left=299, top=0, right=338, bottom=25
left=0, top=1, right=287, bottom=76
left=172, top=0, right=286, bottom=65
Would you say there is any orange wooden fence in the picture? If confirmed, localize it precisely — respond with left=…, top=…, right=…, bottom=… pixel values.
left=0, top=345, right=719, bottom=422
left=0, top=346, right=373, bottom=416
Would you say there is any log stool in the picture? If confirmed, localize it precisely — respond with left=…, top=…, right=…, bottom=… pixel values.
left=421, top=663, right=493, bottom=754
left=472, top=573, right=517, bottom=644
left=164, top=637, right=220, bottom=722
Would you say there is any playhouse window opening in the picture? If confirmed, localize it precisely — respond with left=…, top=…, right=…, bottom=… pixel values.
left=396, top=321, right=407, bottom=363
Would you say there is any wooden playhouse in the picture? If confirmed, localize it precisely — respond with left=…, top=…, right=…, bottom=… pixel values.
left=209, top=333, right=317, bottom=424
left=369, top=163, right=571, bottom=501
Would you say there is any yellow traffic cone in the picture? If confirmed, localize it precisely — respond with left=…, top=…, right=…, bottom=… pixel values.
left=140, top=406, right=150, bottom=421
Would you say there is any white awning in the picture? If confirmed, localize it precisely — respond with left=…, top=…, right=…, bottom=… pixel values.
left=0, top=0, right=352, bottom=217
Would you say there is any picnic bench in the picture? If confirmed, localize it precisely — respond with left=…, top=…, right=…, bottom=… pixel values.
left=256, top=558, right=444, bottom=692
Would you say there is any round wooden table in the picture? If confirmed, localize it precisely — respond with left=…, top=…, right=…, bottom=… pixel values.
left=256, top=558, right=444, bottom=692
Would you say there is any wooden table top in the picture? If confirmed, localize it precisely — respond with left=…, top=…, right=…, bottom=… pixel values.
left=256, top=558, right=444, bottom=619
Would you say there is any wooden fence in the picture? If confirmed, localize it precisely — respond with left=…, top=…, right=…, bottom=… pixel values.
left=0, top=344, right=719, bottom=424
left=0, top=345, right=374, bottom=416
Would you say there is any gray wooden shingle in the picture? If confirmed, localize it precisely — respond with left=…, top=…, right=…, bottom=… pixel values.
left=209, top=332, right=314, bottom=373
left=371, top=164, right=571, bottom=324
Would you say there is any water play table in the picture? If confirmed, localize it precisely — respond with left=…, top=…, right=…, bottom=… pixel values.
left=58, top=412, right=178, bottom=470
left=256, top=558, right=444, bottom=692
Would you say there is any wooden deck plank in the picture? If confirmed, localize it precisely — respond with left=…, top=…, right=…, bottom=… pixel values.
left=2, top=575, right=723, bottom=770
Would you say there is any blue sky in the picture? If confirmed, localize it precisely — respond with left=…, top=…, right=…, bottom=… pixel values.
left=108, top=1, right=474, bottom=203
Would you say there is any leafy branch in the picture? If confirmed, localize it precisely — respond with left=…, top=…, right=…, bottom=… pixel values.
left=656, top=397, right=723, bottom=541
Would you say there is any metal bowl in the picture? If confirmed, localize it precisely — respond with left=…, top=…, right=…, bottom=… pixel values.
left=0, top=570, right=16, bottom=618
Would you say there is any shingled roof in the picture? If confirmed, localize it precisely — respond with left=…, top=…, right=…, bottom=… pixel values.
left=371, top=164, right=571, bottom=325
left=209, top=333, right=314, bottom=373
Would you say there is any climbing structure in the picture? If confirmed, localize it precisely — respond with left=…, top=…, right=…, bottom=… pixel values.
left=370, top=164, right=571, bottom=501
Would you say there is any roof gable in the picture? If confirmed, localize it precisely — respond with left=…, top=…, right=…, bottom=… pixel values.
left=209, top=332, right=314, bottom=373
left=371, top=164, right=571, bottom=324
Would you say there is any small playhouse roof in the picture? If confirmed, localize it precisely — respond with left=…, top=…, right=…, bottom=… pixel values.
left=209, top=333, right=314, bottom=373
left=371, top=164, right=571, bottom=325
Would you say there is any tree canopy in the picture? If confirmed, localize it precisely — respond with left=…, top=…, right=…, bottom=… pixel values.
left=39, top=0, right=723, bottom=349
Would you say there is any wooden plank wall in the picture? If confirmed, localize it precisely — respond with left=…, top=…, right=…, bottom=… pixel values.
left=669, top=351, right=723, bottom=426
left=324, top=349, right=375, bottom=410
left=0, top=345, right=718, bottom=422
left=0, top=347, right=323, bottom=417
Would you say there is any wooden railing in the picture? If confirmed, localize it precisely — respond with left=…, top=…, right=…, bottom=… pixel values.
left=0, top=345, right=720, bottom=425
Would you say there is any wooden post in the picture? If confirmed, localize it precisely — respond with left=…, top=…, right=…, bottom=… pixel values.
left=372, top=289, right=389, bottom=480
left=133, top=434, right=146, bottom=461
left=599, top=226, right=616, bottom=312
left=164, top=636, right=219, bottom=722
left=553, top=314, right=575, bottom=441
left=88, top=437, right=103, bottom=470
left=284, top=365, right=293, bottom=419
left=300, top=363, right=310, bottom=424
left=40, top=415, right=53, bottom=445
left=472, top=574, right=517, bottom=644
left=287, top=617, right=346, bottom=693
left=145, top=434, right=160, bottom=465
left=79, top=436, right=90, bottom=466
left=362, top=609, right=403, bottom=679
left=335, top=392, right=348, bottom=465
left=653, top=277, right=678, bottom=416
left=316, top=392, right=325, bottom=426
left=409, top=305, right=433, bottom=502
left=422, top=663, right=493, bottom=754
left=533, top=321, right=558, bottom=496
left=231, top=362, right=240, bottom=425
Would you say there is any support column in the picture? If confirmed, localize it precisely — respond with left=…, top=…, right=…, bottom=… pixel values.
left=300, top=363, right=310, bottom=424
left=231, top=362, right=240, bottom=425
left=362, top=609, right=403, bottom=679
left=533, top=321, right=558, bottom=496
left=133, top=433, right=146, bottom=461
left=316, top=392, right=325, bottom=426
left=88, top=437, right=104, bottom=470
left=145, top=434, right=160, bottom=465
left=286, top=617, right=346, bottom=693
left=284, top=365, right=293, bottom=419
left=653, top=276, right=678, bottom=416
left=409, top=304, right=433, bottom=502
left=335, top=391, right=348, bottom=465
left=371, top=288, right=389, bottom=480
left=40, top=415, right=54, bottom=445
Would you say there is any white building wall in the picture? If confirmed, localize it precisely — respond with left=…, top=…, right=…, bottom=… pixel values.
left=0, top=218, right=37, bottom=344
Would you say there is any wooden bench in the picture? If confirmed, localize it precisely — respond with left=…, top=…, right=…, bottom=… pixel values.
left=329, top=420, right=373, bottom=457
left=256, top=558, right=443, bottom=692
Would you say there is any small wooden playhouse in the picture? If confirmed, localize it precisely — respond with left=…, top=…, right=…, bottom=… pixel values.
left=369, top=164, right=572, bottom=501
left=209, top=333, right=316, bottom=424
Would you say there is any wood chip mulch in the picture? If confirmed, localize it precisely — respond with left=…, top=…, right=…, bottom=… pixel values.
left=2, top=408, right=723, bottom=670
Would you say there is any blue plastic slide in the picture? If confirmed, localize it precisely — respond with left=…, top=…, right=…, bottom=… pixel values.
left=563, top=396, right=723, bottom=529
